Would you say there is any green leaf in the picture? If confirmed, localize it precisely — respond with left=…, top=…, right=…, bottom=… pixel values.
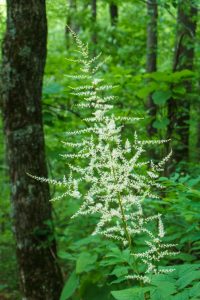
left=173, top=85, right=186, bottom=95
left=110, top=277, right=128, bottom=285
left=60, top=271, right=79, bottom=300
left=76, top=252, right=97, bottom=274
left=58, top=251, right=76, bottom=261
left=152, top=90, right=172, bottom=105
left=176, top=253, right=196, bottom=262
left=153, top=117, right=170, bottom=129
left=176, top=270, right=200, bottom=290
left=43, top=82, right=64, bottom=95
left=189, top=282, right=200, bottom=298
left=144, top=71, right=171, bottom=81
left=111, top=266, right=129, bottom=278
left=136, top=82, right=158, bottom=99
left=174, top=264, right=200, bottom=277
left=172, top=290, right=190, bottom=300
left=150, top=274, right=176, bottom=299
left=73, top=235, right=100, bottom=247
left=111, top=287, right=152, bottom=300
left=172, top=70, right=194, bottom=80
left=100, top=247, right=131, bottom=267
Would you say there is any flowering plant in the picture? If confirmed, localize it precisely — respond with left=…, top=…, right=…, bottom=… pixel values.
left=29, top=29, right=177, bottom=290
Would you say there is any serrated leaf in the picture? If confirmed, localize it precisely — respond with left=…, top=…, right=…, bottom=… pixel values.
left=150, top=274, right=176, bottom=298
left=110, top=277, right=128, bottom=285
left=76, top=252, right=97, bottom=274
left=111, top=287, right=152, bottom=300
left=111, top=266, right=129, bottom=278
left=176, top=253, right=196, bottom=262
left=175, top=264, right=200, bottom=274
left=60, top=271, right=79, bottom=300
left=58, top=251, right=76, bottom=261
left=73, top=235, right=100, bottom=247
left=177, top=270, right=200, bottom=290
left=189, top=282, right=200, bottom=298
left=172, top=290, right=190, bottom=300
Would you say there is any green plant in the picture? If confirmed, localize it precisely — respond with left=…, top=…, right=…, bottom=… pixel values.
left=29, top=30, right=184, bottom=299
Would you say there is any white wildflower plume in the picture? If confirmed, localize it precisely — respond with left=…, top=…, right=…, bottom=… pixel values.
left=28, top=28, right=176, bottom=283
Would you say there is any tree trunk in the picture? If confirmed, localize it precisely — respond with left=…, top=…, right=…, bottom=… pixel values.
left=109, top=2, right=118, bottom=26
left=1, top=1, right=63, bottom=299
left=146, top=0, right=158, bottom=136
left=167, top=0, right=197, bottom=162
left=91, top=0, right=97, bottom=44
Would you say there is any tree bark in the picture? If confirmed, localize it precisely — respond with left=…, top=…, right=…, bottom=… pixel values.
left=167, top=0, right=197, bottom=162
left=146, top=0, right=158, bottom=137
left=1, top=1, right=63, bottom=299
left=109, top=2, right=118, bottom=26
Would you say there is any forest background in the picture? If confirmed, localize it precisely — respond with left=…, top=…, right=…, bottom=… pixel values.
left=0, top=0, right=200, bottom=299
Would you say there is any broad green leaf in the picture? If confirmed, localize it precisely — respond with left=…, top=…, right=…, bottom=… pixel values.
left=174, top=264, right=200, bottom=277
left=173, top=85, right=186, bottom=95
left=60, top=271, right=79, bottom=300
left=58, top=251, right=76, bottom=261
left=151, top=289, right=172, bottom=300
left=136, top=83, right=158, bottom=98
left=144, top=71, right=172, bottom=82
left=189, top=282, right=200, bottom=298
left=43, top=82, right=63, bottom=95
left=111, top=266, right=129, bottom=278
left=150, top=274, right=176, bottom=299
left=84, top=283, right=112, bottom=300
left=100, top=247, right=132, bottom=267
left=176, top=253, right=196, bottom=262
left=153, top=117, right=170, bottom=129
left=110, top=277, right=128, bottom=285
left=73, top=235, right=101, bottom=247
left=172, top=291, right=190, bottom=300
left=176, top=270, right=200, bottom=290
left=76, top=252, right=97, bottom=274
left=111, top=287, right=152, bottom=300
left=152, top=90, right=172, bottom=105
left=172, top=70, right=194, bottom=80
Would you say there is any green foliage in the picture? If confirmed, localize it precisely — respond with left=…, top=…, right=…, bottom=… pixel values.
left=76, top=252, right=98, bottom=274
left=0, top=0, right=200, bottom=299
left=153, top=117, right=170, bottom=129
left=53, top=35, right=200, bottom=299
left=111, top=287, right=152, bottom=300
left=152, top=90, right=172, bottom=106
left=60, top=271, right=79, bottom=300
left=112, top=264, right=200, bottom=300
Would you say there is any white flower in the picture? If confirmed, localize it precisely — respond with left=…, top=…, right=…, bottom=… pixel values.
left=28, top=30, right=176, bottom=284
left=125, top=139, right=131, bottom=153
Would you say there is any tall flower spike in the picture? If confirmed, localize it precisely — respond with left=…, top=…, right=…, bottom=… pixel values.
left=28, top=29, right=176, bottom=283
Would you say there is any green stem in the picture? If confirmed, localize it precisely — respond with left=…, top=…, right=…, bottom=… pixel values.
left=110, top=153, right=141, bottom=279
left=117, top=192, right=132, bottom=248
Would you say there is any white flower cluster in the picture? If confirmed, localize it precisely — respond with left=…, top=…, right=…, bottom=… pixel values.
left=29, top=28, right=176, bottom=283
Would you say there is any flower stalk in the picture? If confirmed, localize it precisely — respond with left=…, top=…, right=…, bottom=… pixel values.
left=28, top=28, right=177, bottom=284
